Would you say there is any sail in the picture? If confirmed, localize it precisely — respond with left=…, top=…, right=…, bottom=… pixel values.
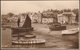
left=22, top=15, right=31, bottom=28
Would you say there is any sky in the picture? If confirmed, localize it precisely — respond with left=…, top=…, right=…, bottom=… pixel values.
left=1, top=1, right=79, bottom=15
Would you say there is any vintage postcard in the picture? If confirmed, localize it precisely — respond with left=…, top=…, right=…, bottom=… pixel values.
left=1, top=0, right=79, bottom=49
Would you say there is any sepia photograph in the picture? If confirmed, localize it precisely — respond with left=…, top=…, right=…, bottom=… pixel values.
left=1, top=1, right=79, bottom=49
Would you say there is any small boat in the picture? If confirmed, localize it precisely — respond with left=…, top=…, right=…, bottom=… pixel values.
left=62, top=28, right=79, bottom=34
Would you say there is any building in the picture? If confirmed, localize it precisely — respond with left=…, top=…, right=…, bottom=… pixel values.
left=11, top=15, right=19, bottom=22
left=41, top=17, right=53, bottom=24
left=57, top=12, right=76, bottom=24
left=57, top=14, right=68, bottom=24
left=41, top=10, right=57, bottom=24
left=30, top=12, right=42, bottom=23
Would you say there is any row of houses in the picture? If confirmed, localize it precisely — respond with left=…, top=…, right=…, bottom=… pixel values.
left=2, top=11, right=77, bottom=25
left=30, top=11, right=77, bottom=24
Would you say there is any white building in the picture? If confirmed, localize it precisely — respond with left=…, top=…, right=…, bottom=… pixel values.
left=29, top=12, right=42, bottom=23
left=57, top=12, right=76, bottom=24
left=41, top=10, right=57, bottom=24
left=41, top=17, right=53, bottom=24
